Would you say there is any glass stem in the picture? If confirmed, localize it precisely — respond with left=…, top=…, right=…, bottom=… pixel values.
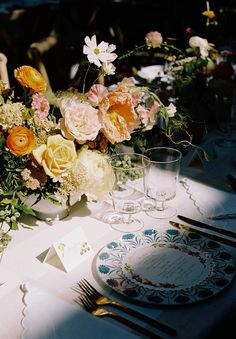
left=123, top=214, right=133, bottom=224
left=156, top=193, right=166, bottom=211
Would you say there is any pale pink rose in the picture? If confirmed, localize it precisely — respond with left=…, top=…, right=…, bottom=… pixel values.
left=145, top=31, right=163, bottom=48
left=59, top=97, right=101, bottom=143
left=87, top=84, right=108, bottom=106
left=31, top=93, right=50, bottom=119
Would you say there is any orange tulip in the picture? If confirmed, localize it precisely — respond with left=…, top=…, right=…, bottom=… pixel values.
left=14, top=66, right=47, bottom=92
left=6, top=126, right=36, bottom=156
left=99, top=91, right=138, bottom=144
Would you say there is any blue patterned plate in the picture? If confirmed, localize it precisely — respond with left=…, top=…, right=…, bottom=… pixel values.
left=96, top=229, right=235, bottom=305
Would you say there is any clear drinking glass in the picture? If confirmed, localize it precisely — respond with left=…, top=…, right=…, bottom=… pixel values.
left=104, top=152, right=150, bottom=232
left=143, top=147, right=182, bottom=219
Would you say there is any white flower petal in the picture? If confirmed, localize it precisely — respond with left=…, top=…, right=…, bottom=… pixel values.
left=107, top=44, right=116, bottom=53
left=90, top=35, right=98, bottom=49
left=87, top=54, right=101, bottom=67
left=83, top=45, right=91, bottom=55
left=97, top=41, right=109, bottom=52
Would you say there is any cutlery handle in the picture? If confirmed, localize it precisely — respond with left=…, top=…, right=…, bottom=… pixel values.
left=108, top=312, right=162, bottom=339
left=209, top=213, right=236, bottom=220
left=112, top=301, right=176, bottom=336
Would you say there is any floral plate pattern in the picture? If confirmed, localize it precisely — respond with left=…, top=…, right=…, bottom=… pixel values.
left=96, top=229, right=235, bottom=305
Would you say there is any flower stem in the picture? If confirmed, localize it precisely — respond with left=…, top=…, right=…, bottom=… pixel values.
left=161, top=42, right=186, bottom=57
left=82, top=63, right=91, bottom=93
left=118, top=44, right=147, bottom=60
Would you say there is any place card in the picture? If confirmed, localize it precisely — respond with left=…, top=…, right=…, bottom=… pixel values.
left=185, top=149, right=206, bottom=170
left=43, top=227, right=93, bottom=272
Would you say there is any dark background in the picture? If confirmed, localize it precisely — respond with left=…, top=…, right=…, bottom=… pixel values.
left=0, top=0, right=236, bottom=90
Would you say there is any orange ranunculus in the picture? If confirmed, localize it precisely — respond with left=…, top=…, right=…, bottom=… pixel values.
left=98, top=91, right=138, bottom=144
left=6, top=126, right=36, bottom=156
left=14, top=66, right=47, bottom=92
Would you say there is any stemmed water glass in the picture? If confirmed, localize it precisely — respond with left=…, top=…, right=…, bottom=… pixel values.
left=142, top=147, right=182, bottom=219
left=104, top=152, right=150, bottom=232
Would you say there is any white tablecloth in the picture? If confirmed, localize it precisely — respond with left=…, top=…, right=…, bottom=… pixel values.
left=1, top=129, right=236, bottom=339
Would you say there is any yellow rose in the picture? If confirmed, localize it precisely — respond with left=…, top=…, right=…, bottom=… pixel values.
left=6, top=126, right=35, bottom=156
left=33, top=135, right=77, bottom=178
left=14, top=65, right=47, bottom=92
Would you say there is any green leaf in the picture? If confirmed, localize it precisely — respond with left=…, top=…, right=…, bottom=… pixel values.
left=18, top=205, right=36, bottom=216
left=0, top=198, right=18, bottom=205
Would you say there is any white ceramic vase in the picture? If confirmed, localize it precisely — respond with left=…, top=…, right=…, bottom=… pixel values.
left=22, top=194, right=79, bottom=222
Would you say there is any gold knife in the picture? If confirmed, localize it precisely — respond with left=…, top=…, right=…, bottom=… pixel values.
left=169, top=221, right=236, bottom=248
left=177, top=215, right=236, bottom=239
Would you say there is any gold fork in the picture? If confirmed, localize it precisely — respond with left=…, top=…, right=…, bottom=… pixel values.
left=76, top=293, right=162, bottom=339
left=74, top=278, right=176, bottom=336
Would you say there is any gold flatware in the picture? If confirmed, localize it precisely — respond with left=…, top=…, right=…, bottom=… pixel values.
left=75, top=293, right=162, bottom=339
left=74, top=279, right=176, bottom=336
left=170, top=221, right=236, bottom=248
left=177, top=215, right=236, bottom=239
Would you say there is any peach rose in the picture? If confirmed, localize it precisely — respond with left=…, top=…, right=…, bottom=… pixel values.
left=32, top=135, right=77, bottom=178
left=99, top=91, right=138, bottom=144
left=6, top=126, right=35, bottom=156
left=14, top=66, right=47, bottom=92
left=59, top=97, right=101, bottom=143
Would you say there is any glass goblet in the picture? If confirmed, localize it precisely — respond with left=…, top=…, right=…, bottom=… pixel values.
left=105, top=152, right=150, bottom=232
left=142, top=147, right=182, bottom=219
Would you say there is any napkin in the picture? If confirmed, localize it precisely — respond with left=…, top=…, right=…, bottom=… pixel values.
left=181, top=177, right=236, bottom=219
left=20, top=282, right=138, bottom=339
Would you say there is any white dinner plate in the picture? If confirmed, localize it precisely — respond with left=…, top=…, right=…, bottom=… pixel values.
left=96, top=228, right=235, bottom=305
left=137, top=65, right=164, bottom=81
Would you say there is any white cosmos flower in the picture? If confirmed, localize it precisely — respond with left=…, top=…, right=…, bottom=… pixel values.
left=102, top=62, right=116, bottom=75
left=83, top=35, right=118, bottom=67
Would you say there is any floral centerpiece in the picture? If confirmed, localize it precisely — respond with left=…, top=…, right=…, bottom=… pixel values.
left=163, top=34, right=219, bottom=125
left=136, top=2, right=221, bottom=127
left=0, top=33, right=177, bottom=242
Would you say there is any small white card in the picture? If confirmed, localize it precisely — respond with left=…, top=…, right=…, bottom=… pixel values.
left=43, top=227, right=93, bottom=272
left=185, top=149, right=206, bottom=170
